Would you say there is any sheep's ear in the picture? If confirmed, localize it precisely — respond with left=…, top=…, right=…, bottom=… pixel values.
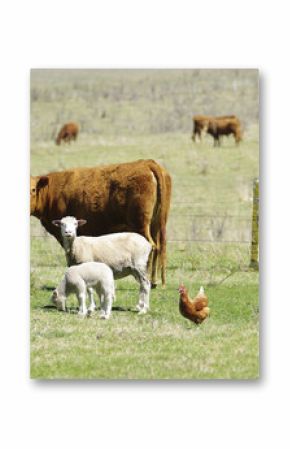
left=77, top=219, right=87, bottom=227
left=52, top=220, right=62, bottom=227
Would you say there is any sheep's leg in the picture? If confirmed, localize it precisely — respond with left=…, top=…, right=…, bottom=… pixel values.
left=133, top=271, right=151, bottom=314
left=87, top=287, right=96, bottom=312
left=77, top=291, right=88, bottom=316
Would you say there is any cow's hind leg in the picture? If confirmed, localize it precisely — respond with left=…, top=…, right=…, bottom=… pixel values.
left=214, top=136, right=219, bottom=147
left=147, top=246, right=158, bottom=288
left=130, top=175, right=157, bottom=249
left=150, top=247, right=159, bottom=288
left=149, top=223, right=161, bottom=288
left=143, top=223, right=156, bottom=249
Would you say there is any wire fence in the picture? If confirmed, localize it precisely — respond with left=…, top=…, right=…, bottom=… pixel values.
left=31, top=207, right=253, bottom=242
left=30, top=184, right=259, bottom=271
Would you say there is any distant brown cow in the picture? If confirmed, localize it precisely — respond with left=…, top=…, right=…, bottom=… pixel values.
left=192, top=115, right=242, bottom=146
left=30, top=159, right=172, bottom=287
left=55, top=122, right=79, bottom=145
left=192, top=115, right=211, bottom=143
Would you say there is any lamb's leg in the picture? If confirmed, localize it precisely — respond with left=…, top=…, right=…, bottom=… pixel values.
left=99, top=294, right=106, bottom=318
left=101, top=293, right=114, bottom=320
left=133, top=270, right=151, bottom=314
left=87, top=287, right=96, bottom=312
left=95, top=286, right=106, bottom=318
left=76, top=286, right=88, bottom=316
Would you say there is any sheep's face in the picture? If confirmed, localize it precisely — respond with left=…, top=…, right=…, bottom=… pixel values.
left=52, top=216, right=87, bottom=240
left=51, top=289, right=66, bottom=311
left=60, top=217, right=78, bottom=240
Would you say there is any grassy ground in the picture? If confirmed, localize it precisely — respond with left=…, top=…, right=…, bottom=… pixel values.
left=30, top=69, right=259, bottom=379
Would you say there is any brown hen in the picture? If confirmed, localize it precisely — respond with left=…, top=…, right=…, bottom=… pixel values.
left=178, top=285, right=210, bottom=324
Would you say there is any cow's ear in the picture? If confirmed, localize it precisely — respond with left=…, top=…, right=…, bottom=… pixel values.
left=37, top=176, right=49, bottom=190
left=52, top=220, right=62, bottom=227
left=77, top=219, right=87, bottom=227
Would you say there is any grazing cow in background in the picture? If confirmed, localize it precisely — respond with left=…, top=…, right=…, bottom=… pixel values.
left=55, top=122, right=79, bottom=145
left=30, top=159, right=172, bottom=287
left=207, top=116, right=242, bottom=146
left=192, top=115, right=210, bottom=143
left=192, top=115, right=242, bottom=146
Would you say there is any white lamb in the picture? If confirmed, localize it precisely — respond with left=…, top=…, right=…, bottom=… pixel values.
left=52, top=216, right=152, bottom=314
left=51, top=262, right=115, bottom=319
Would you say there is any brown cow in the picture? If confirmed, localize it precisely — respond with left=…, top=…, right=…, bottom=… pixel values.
left=192, top=115, right=242, bottom=146
left=30, top=159, right=172, bottom=287
left=55, top=122, right=79, bottom=145
left=207, top=116, right=242, bottom=147
left=192, top=115, right=211, bottom=143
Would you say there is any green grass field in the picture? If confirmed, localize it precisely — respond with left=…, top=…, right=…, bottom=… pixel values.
left=30, top=69, right=259, bottom=379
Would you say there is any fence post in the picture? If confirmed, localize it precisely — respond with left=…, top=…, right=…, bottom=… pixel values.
left=250, top=178, right=259, bottom=269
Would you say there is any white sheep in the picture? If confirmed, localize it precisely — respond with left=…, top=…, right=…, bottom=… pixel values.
left=52, top=216, right=152, bottom=313
left=51, top=261, right=115, bottom=318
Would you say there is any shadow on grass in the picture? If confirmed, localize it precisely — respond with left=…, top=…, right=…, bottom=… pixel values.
left=42, top=305, right=79, bottom=314
left=112, top=306, right=138, bottom=313
left=41, top=305, right=138, bottom=314
left=41, top=285, right=142, bottom=293
left=41, top=285, right=55, bottom=291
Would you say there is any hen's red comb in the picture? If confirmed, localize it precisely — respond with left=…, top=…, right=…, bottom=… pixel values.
left=178, top=284, right=186, bottom=292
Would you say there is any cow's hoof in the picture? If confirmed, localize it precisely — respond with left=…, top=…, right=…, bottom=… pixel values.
left=150, top=282, right=158, bottom=289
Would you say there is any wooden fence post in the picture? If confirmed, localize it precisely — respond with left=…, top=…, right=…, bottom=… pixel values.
left=250, top=178, right=259, bottom=269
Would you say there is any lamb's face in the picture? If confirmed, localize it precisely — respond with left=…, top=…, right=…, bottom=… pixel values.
left=51, top=289, right=66, bottom=311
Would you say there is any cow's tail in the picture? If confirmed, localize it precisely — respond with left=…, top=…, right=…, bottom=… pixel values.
left=148, top=160, right=172, bottom=287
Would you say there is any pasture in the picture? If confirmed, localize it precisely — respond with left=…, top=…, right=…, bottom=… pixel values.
left=30, top=69, right=259, bottom=379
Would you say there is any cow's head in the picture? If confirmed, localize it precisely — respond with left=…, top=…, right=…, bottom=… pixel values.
left=52, top=216, right=87, bottom=241
left=30, top=175, right=49, bottom=216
